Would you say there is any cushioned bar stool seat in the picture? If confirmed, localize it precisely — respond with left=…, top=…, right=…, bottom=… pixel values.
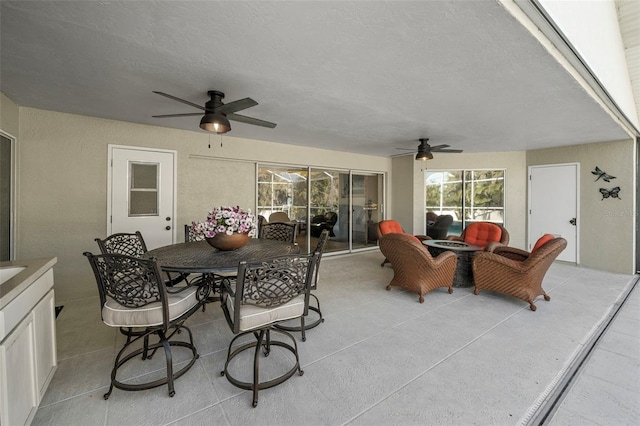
left=219, top=253, right=318, bottom=407
left=84, top=252, right=203, bottom=398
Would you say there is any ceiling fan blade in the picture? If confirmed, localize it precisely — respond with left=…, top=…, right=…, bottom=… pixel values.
left=153, top=91, right=206, bottom=111
left=428, top=144, right=450, bottom=150
left=435, top=149, right=464, bottom=153
left=152, top=112, right=203, bottom=118
left=396, top=147, right=416, bottom=151
left=218, top=98, right=259, bottom=114
left=227, top=113, right=277, bottom=128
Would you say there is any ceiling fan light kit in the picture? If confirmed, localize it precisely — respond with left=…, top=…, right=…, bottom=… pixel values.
left=200, top=112, right=231, bottom=133
left=415, top=150, right=433, bottom=161
left=152, top=90, right=276, bottom=134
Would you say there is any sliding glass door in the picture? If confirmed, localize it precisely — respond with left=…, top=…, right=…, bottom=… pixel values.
left=258, top=165, right=384, bottom=254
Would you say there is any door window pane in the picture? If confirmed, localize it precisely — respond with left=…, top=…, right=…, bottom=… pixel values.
left=129, top=162, right=158, bottom=216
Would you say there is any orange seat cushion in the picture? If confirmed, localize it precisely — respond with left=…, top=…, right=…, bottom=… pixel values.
left=464, top=223, right=502, bottom=247
left=532, top=234, right=555, bottom=253
left=379, top=220, right=404, bottom=235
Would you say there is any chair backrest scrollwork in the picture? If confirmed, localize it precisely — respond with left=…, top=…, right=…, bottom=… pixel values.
left=259, top=222, right=297, bottom=243
left=84, top=252, right=167, bottom=315
left=95, top=231, right=148, bottom=257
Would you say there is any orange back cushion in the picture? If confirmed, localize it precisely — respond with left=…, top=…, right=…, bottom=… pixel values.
left=379, top=220, right=404, bottom=235
left=532, top=234, right=555, bottom=253
left=464, top=222, right=502, bottom=247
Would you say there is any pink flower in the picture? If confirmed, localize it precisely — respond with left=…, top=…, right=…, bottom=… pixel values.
left=190, top=206, right=256, bottom=238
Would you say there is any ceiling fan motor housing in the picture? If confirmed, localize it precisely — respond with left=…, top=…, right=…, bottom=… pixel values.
left=205, top=91, right=226, bottom=112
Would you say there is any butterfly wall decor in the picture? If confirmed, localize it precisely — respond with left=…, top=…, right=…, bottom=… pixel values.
left=599, top=187, right=621, bottom=200
left=591, top=166, right=616, bottom=182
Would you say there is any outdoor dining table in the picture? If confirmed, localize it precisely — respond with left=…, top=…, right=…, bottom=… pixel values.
left=144, top=238, right=300, bottom=274
left=144, top=238, right=301, bottom=302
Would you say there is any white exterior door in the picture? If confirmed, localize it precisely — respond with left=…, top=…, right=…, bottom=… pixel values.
left=528, top=163, right=579, bottom=263
left=109, top=146, right=176, bottom=250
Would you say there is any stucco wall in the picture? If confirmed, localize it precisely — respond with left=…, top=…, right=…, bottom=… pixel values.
left=527, top=139, right=635, bottom=274
left=390, top=156, right=415, bottom=232
left=0, top=93, right=19, bottom=138
left=17, top=107, right=391, bottom=303
left=402, top=151, right=528, bottom=249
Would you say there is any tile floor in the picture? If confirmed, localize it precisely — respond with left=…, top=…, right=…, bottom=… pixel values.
left=33, top=251, right=638, bottom=426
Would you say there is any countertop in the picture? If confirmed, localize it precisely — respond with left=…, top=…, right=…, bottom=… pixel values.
left=0, top=257, right=58, bottom=310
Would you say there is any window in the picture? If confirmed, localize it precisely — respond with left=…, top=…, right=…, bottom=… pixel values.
left=425, top=169, right=505, bottom=235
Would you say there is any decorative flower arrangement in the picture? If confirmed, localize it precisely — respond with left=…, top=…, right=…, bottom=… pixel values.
left=191, top=205, right=257, bottom=239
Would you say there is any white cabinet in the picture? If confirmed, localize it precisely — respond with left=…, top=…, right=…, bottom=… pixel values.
left=0, top=258, right=57, bottom=426
left=32, top=290, right=57, bottom=400
left=0, top=315, right=38, bottom=426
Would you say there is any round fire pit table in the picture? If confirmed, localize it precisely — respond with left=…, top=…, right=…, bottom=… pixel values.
left=422, top=240, right=482, bottom=288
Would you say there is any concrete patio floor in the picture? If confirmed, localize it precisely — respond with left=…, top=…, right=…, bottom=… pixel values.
left=33, top=250, right=639, bottom=425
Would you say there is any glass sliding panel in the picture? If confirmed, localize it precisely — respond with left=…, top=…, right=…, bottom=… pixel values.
left=351, top=173, right=381, bottom=249
left=310, top=169, right=347, bottom=254
left=257, top=166, right=308, bottom=249
left=258, top=165, right=384, bottom=255
left=129, top=162, right=158, bottom=216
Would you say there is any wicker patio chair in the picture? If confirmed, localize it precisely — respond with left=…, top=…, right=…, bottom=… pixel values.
left=426, top=214, right=454, bottom=240
left=446, top=221, right=509, bottom=248
left=376, top=219, right=429, bottom=267
left=472, top=234, right=567, bottom=311
left=378, top=232, right=457, bottom=303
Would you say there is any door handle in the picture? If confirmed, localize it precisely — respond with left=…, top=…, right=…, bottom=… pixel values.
left=165, top=226, right=171, bottom=231
left=569, top=218, right=576, bottom=226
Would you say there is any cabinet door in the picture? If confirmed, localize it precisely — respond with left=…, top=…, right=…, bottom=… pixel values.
left=0, top=316, right=37, bottom=426
left=33, top=289, right=57, bottom=400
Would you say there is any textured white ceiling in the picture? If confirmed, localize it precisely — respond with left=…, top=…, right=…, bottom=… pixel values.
left=0, top=1, right=630, bottom=157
